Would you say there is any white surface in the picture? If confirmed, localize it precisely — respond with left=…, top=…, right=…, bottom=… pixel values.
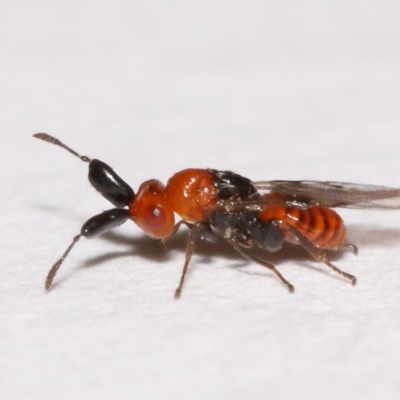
left=1, top=1, right=400, bottom=399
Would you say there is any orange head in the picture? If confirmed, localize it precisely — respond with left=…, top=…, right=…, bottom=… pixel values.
left=129, top=179, right=175, bottom=239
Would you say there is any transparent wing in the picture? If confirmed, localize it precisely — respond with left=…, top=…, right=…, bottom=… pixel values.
left=250, top=180, right=400, bottom=210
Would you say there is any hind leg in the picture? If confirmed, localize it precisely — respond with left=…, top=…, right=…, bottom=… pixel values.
left=283, top=223, right=357, bottom=285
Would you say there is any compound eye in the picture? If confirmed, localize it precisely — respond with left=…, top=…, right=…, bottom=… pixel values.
left=143, top=205, right=168, bottom=231
left=129, top=180, right=175, bottom=239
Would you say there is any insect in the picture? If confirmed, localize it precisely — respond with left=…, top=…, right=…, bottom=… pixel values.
left=33, top=133, right=400, bottom=297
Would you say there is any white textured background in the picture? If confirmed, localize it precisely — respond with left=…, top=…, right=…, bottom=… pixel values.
left=1, top=1, right=400, bottom=399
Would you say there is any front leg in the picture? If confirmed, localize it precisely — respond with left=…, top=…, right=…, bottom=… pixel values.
left=160, top=220, right=192, bottom=246
left=174, top=222, right=205, bottom=299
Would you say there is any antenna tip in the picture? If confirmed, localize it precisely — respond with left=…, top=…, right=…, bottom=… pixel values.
left=33, top=133, right=51, bottom=141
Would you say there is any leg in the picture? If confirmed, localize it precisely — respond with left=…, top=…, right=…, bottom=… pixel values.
left=174, top=222, right=202, bottom=299
left=160, top=220, right=192, bottom=246
left=228, top=239, right=295, bottom=293
left=284, top=224, right=357, bottom=285
left=161, top=221, right=216, bottom=247
left=337, top=242, right=358, bottom=255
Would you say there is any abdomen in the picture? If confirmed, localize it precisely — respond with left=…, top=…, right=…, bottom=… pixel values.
left=259, top=206, right=346, bottom=249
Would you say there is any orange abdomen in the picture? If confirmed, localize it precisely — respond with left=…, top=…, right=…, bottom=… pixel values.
left=259, top=206, right=346, bottom=249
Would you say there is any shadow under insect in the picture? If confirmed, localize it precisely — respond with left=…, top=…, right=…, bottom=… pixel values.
left=59, top=223, right=400, bottom=292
